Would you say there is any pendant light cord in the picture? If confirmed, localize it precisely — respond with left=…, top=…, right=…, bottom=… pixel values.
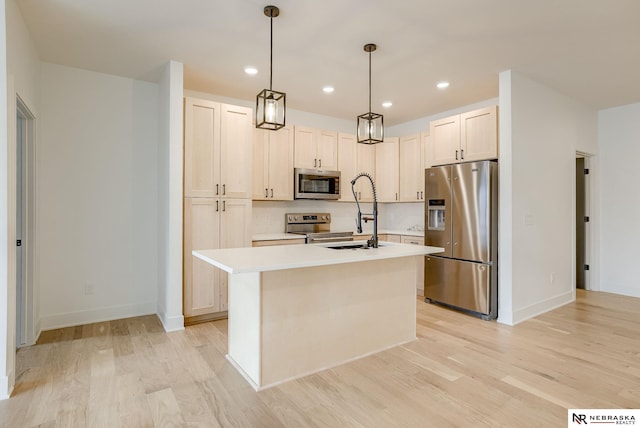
left=269, top=13, right=273, bottom=91
left=368, top=50, right=372, bottom=113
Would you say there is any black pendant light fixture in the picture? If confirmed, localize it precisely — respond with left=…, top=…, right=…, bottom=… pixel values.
left=256, top=5, right=286, bottom=130
left=357, top=43, right=384, bottom=144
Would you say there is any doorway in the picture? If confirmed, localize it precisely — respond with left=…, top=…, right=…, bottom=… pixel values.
left=575, top=154, right=591, bottom=290
left=16, top=96, right=35, bottom=347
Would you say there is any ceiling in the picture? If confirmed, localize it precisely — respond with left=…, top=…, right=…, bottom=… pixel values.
left=16, top=0, right=640, bottom=126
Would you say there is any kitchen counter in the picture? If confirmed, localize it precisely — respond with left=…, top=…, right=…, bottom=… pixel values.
left=251, top=233, right=304, bottom=242
left=193, top=242, right=443, bottom=391
left=194, top=241, right=441, bottom=274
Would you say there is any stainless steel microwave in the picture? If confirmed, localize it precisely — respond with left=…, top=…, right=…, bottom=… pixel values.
left=294, top=168, right=341, bottom=200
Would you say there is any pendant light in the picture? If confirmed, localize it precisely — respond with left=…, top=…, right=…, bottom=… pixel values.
left=357, top=43, right=384, bottom=144
left=256, top=5, right=286, bottom=130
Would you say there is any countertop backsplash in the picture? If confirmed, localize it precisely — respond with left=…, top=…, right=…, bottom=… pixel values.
left=252, top=200, right=424, bottom=235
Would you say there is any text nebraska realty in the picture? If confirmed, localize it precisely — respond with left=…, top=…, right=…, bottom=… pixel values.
left=574, top=413, right=636, bottom=425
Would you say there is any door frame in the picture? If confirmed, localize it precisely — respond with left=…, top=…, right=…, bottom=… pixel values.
left=575, top=151, right=594, bottom=291
left=16, top=95, right=37, bottom=347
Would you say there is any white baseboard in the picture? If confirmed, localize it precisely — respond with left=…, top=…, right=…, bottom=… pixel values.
left=158, top=312, right=185, bottom=332
left=39, top=300, right=157, bottom=331
left=0, top=370, right=15, bottom=401
left=509, top=290, right=574, bottom=325
left=156, top=302, right=184, bottom=332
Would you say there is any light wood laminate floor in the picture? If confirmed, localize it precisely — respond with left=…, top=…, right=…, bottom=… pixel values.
left=1, top=289, right=639, bottom=427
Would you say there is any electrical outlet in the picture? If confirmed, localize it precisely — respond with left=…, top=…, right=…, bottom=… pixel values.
left=84, top=283, right=94, bottom=295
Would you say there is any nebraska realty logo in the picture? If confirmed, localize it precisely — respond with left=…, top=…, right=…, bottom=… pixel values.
left=569, top=409, right=639, bottom=426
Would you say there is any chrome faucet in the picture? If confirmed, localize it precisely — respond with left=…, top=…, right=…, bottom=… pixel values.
left=351, top=172, right=378, bottom=248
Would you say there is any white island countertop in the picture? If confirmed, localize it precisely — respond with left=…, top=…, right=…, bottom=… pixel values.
left=193, top=241, right=443, bottom=274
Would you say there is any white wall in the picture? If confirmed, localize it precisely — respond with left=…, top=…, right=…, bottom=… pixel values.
left=184, top=89, right=356, bottom=133
left=498, top=70, right=598, bottom=325
left=37, top=63, right=159, bottom=329
left=598, top=102, right=640, bottom=298
left=157, top=61, right=184, bottom=331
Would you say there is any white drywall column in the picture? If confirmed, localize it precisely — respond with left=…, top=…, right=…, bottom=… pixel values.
left=157, top=60, right=184, bottom=331
left=1, top=0, right=15, bottom=400
left=599, top=103, right=640, bottom=298
left=497, top=70, right=514, bottom=325
left=498, top=70, right=597, bottom=325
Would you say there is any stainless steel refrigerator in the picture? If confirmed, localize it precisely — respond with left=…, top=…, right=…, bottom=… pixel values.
left=424, top=160, right=498, bottom=320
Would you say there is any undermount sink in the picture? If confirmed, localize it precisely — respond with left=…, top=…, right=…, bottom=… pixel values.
left=326, top=242, right=387, bottom=250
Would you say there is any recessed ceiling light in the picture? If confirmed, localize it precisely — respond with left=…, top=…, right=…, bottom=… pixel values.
left=322, top=86, right=335, bottom=94
left=244, top=66, right=258, bottom=75
left=382, top=101, right=393, bottom=108
left=436, top=81, right=450, bottom=89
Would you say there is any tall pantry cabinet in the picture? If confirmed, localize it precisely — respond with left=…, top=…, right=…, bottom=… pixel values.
left=183, top=97, right=252, bottom=323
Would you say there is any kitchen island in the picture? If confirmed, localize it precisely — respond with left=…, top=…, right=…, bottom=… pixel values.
left=193, top=241, right=443, bottom=390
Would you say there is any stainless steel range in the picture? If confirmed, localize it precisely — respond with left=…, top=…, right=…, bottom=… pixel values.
left=285, top=213, right=354, bottom=244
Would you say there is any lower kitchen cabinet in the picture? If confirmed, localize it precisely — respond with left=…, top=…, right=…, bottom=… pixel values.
left=183, top=197, right=251, bottom=324
left=401, top=235, right=425, bottom=294
left=384, top=234, right=402, bottom=243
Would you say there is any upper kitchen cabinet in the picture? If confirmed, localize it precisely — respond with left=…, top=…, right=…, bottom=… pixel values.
left=294, top=126, right=338, bottom=171
left=375, top=137, right=399, bottom=202
left=460, top=106, right=498, bottom=162
left=338, top=132, right=375, bottom=202
left=428, top=105, right=498, bottom=166
left=356, top=143, right=376, bottom=202
left=337, top=133, right=357, bottom=202
left=184, top=98, right=252, bottom=199
left=253, top=126, right=294, bottom=200
left=399, top=132, right=429, bottom=202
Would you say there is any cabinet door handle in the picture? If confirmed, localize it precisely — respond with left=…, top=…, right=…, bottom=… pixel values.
left=319, top=159, right=322, bottom=168
left=416, top=191, right=419, bottom=200
left=455, top=150, right=458, bottom=160
left=461, top=149, right=464, bottom=160
left=216, top=200, right=219, bottom=212
left=421, top=191, right=424, bottom=199
left=265, top=188, right=269, bottom=198
left=396, top=192, right=398, bottom=201
left=223, top=200, right=226, bottom=212
left=314, top=158, right=317, bottom=167
left=223, top=184, right=226, bottom=195
left=359, top=191, right=362, bottom=200
left=216, top=184, right=219, bottom=195
left=270, top=188, right=274, bottom=198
